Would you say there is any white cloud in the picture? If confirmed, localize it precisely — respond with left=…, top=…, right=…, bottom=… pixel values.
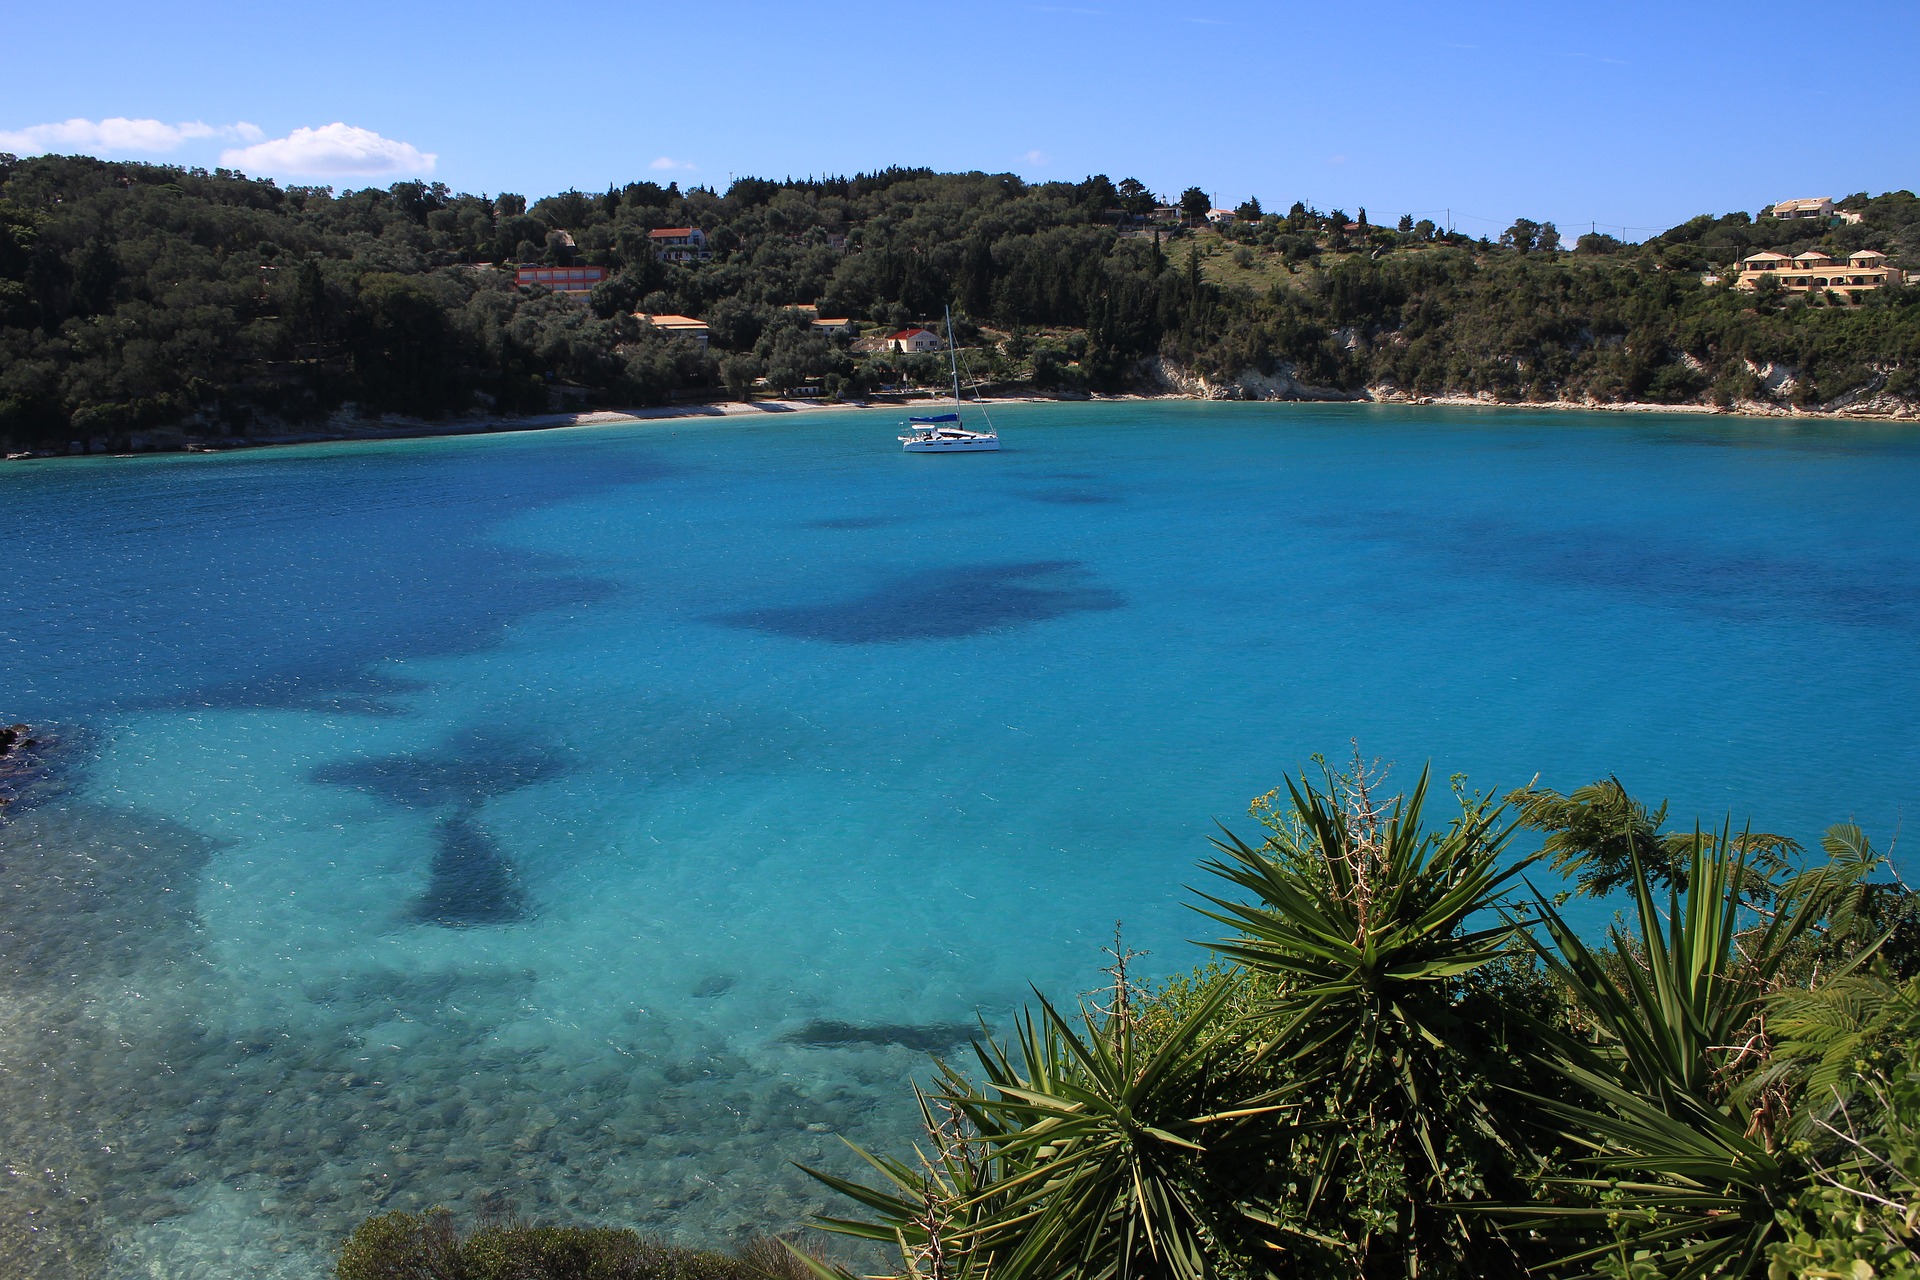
left=220, top=124, right=435, bottom=177
left=0, top=116, right=261, bottom=155
left=650, top=156, right=696, bottom=171
left=1020, top=149, right=1050, bottom=165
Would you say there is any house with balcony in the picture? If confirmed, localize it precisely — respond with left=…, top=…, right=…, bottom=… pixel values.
left=1768, top=196, right=1866, bottom=226
left=1771, top=197, right=1834, bottom=221
left=1736, top=247, right=1902, bottom=301
left=648, top=227, right=710, bottom=262
left=515, top=265, right=607, bottom=294
left=635, top=313, right=710, bottom=348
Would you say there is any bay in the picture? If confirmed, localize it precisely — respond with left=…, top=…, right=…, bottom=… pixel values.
left=2, top=400, right=1916, bottom=1277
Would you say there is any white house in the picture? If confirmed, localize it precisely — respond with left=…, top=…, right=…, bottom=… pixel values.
left=648, top=227, right=710, bottom=262
left=1770, top=197, right=1834, bottom=221
left=886, top=327, right=943, bottom=354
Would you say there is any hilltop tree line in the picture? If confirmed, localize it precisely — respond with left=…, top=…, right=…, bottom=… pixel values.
left=2, top=152, right=1918, bottom=449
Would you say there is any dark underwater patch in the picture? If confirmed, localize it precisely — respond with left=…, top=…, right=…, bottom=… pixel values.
left=166, top=671, right=433, bottom=718
left=805, top=515, right=905, bottom=530
left=714, top=560, right=1123, bottom=644
left=0, top=442, right=652, bottom=722
left=1322, top=506, right=1920, bottom=630
left=411, top=812, right=526, bottom=928
left=781, top=1019, right=977, bottom=1053
left=0, top=799, right=228, bottom=985
left=1021, top=487, right=1118, bottom=505
left=312, top=727, right=572, bottom=809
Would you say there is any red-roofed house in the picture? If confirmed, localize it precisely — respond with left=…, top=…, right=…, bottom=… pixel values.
left=886, top=327, right=943, bottom=354
left=648, top=227, right=710, bottom=262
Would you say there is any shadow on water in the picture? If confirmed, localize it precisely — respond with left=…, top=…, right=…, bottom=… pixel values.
left=168, top=670, right=435, bottom=717
left=714, top=560, right=1124, bottom=643
left=412, top=809, right=526, bottom=927
left=781, top=1019, right=978, bottom=1053
left=803, top=515, right=908, bottom=530
left=0, top=441, right=662, bottom=722
left=313, top=726, right=573, bottom=928
left=311, top=727, right=573, bottom=810
left=1018, top=487, right=1119, bottom=506
left=1327, top=507, right=1920, bottom=629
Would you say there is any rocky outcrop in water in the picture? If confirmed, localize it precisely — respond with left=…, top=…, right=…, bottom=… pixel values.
left=0, top=723, right=46, bottom=814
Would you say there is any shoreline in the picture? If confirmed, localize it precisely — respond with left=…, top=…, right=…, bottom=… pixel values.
left=3, top=389, right=1913, bottom=465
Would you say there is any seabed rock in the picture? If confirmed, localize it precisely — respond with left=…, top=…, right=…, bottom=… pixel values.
left=0, top=723, right=46, bottom=812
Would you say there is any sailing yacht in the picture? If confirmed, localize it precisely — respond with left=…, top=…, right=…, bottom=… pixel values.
left=900, top=307, right=1000, bottom=452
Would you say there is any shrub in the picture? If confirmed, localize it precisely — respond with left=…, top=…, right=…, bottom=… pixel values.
left=337, top=1210, right=824, bottom=1280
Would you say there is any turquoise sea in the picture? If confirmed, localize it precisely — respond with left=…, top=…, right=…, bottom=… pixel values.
left=2, top=401, right=1917, bottom=1277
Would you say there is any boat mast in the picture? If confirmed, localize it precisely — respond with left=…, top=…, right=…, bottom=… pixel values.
left=945, top=304, right=963, bottom=406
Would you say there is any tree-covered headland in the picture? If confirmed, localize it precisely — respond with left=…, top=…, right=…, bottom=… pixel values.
left=3, top=152, right=1919, bottom=452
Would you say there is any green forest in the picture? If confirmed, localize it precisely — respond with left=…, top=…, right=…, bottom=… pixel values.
left=2, top=152, right=1918, bottom=451
left=338, top=760, right=1920, bottom=1280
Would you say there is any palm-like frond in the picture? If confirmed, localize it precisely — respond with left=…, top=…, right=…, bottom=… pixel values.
left=1195, top=767, right=1531, bottom=1111
left=801, top=981, right=1278, bottom=1280
left=1193, top=764, right=1543, bottom=1273
left=1512, top=824, right=1859, bottom=1277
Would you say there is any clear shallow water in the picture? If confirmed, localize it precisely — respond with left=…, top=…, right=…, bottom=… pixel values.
left=2, top=401, right=1917, bottom=1277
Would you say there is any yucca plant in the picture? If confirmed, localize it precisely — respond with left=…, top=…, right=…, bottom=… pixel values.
left=1195, top=759, right=1544, bottom=1276
left=800, top=979, right=1278, bottom=1280
left=1510, top=824, right=1862, bottom=1279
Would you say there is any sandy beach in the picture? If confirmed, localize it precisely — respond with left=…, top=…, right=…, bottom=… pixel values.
left=5, top=388, right=1913, bottom=465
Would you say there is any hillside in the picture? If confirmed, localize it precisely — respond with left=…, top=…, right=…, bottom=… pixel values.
left=2, top=154, right=1918, bottom=452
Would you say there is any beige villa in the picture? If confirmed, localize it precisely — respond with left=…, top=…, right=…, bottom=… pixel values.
left=1735, top=247, right=1902, bottom=301
left=635, top=313, right=711, bottom=348
left=1767, top=196, right=1865, bottom=226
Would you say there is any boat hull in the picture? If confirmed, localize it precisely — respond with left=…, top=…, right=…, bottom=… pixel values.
left=902, top=436, right=1000, bottom=452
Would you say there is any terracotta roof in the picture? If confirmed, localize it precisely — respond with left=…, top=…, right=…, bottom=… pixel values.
left=1743, top=251, right=1792, bottom=262
left=648, top=227, right=697, bottom=238
left=636, top=313, right=708, bottom=330
left=887, top=328, right=935, bottom=340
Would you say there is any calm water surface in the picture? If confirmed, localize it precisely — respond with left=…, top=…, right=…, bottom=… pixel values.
left=2, top=401, right=1916, bottom=1277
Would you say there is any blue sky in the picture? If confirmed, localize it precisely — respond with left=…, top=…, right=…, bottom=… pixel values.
left=6, top=0, right=1917, bottom=239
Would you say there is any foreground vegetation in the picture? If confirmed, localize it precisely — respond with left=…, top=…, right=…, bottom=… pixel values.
left=786, top=761, right=1919, bottom=1280
left=335, top=1210, right=824, bottom=1280
left=340, top=758, right=1920, bottom=1279
left=4, top=153, right=1918, bottom=451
